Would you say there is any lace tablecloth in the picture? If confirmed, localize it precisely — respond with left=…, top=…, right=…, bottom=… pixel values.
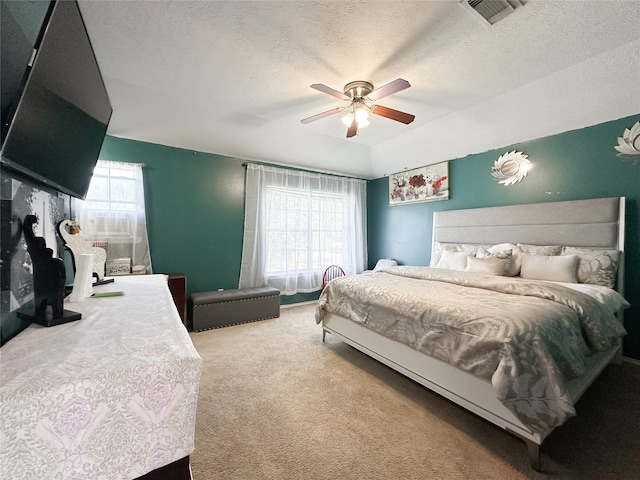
left=0, top=274, right=202, bottom=480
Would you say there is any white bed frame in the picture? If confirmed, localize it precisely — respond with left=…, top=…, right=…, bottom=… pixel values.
left=321, top=197, right=626, bottom=471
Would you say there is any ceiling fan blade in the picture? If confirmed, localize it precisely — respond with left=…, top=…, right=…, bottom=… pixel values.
left=310, top=83, right=349, bottom=100
left=367, top=78, right=411, bottom=101
left=371, top=105, right=415, bottom=124
left=346, top=117, right=358, bottom=138
left=300, top=107, right=344, bottom=124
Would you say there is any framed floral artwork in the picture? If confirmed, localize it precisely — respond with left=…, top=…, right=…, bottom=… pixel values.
left=389, top=162, right=449, bottom=206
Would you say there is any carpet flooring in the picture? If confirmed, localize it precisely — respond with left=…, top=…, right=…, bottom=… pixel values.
left=189, top=304, right=640, bottom=480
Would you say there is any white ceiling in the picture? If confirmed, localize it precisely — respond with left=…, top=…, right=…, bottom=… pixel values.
left=77, top=0, right=640, bottom=179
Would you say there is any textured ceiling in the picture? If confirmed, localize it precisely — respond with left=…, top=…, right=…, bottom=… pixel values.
left=77, top=0, right=640, bottom=179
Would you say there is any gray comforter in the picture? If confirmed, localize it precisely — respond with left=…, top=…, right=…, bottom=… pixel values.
left=315, top=266, right=627, bottom=435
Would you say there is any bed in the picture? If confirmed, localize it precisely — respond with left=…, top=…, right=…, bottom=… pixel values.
left=315, top=197, right=629, bottom=470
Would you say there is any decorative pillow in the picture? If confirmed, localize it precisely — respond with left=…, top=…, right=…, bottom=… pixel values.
left=436, top=250, right=469, bottom=271
left=457, top=244, right=486, bottom=255
left=517, top=243, right=563, bottom=256
left=430, top=242, right=445, bottom=267
left=562, top=247, right=620, bottom=289
left=465, top=255, right=510, bottom=276
left=487, top=243, right=522, bottom=276
left=373, top=258, right=398, bottom=272
left=520, top=254, right=579, bottom=283
left=477, top=246, right=515, bottom=274
left=431, top=242, right=485, bottom=267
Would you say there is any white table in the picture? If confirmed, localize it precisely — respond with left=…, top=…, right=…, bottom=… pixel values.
left=0, top=275, right=202, bottom=480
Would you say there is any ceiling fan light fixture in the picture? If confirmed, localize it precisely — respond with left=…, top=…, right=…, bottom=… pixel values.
left=355, top=108, right=369, bottom=124
left=341, top=113, right=354, bottom=127
left=341, top=107, right=370, bottom=129
left=301, top=78, right=414, bottom=137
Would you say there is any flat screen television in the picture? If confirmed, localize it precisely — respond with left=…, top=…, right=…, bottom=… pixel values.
left=1, top=0, right=112, bottom=200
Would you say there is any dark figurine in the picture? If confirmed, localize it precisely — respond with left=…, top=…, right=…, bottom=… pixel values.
left=18, top=215, right=81, bottom=326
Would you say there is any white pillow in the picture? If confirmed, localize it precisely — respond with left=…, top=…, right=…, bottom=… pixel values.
left=431, top=242, right=485, bottom=267
left=430, top=242, right=445, bottom=267
left=520, top=254, right=579, bottom=283
left=487, top=243, right=522, bottom=276
left=436, top=250, right=469, bottom=271
left=373, top=258, right=398, bottom=272
left=465, top=255, right=510, bottom=276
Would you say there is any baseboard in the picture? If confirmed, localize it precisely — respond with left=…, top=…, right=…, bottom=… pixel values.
left=623, top=356, right=640, bottom=366
left=281, top=300, right=317, bottom=309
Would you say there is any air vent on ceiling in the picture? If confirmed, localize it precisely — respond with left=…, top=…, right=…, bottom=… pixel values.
left=460, top=0, right=526, bottom=25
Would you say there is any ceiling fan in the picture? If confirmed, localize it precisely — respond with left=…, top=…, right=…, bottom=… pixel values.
left=300, top=78, right=415, bottom=138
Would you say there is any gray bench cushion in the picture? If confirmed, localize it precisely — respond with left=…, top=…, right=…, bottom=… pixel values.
left=190, top=287, right=280, bottom=331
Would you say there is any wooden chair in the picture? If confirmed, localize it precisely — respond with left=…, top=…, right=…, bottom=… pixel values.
left=322, top=265, right=346, bottom=289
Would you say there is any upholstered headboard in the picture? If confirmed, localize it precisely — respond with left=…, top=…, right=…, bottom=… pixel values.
left=432, top=197, right=626, bottom=293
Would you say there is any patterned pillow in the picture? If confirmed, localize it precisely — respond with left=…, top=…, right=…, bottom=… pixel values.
left=431, top=242, right=486, bottom=267
left=562, top=247, right=620, bottom=289
left=430, top=242, right=445, bottom=267
left=486, top=243, right=521, bottom=276
left=465, top=255, right=511, bottom=276
left=517, top=244, right=563, bottom=256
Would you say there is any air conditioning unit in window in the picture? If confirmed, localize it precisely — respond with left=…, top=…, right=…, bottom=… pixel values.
left=460, top=0, right=526, bottom=25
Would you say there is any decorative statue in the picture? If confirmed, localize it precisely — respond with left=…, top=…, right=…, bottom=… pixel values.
left=58, top=219, right=107, bottom=281
left=18, top=215, right=81, bottom=326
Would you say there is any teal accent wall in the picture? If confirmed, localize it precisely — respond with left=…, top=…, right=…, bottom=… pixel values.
left=367, top=114, right=640, bottom=359
left=98, top=136, right=319, bottom=306
left=99, top=137, right=245, bottom=293
left=100, top=114, right=639, bottom=357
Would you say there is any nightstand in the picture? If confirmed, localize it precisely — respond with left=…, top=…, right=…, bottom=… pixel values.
left=167, top=273, right=187, bottom=327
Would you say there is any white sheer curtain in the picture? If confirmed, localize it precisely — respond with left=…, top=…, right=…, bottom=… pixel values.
left=239, top=164, right=367, bottom=294
left=76, top=160, right=152, bottom=274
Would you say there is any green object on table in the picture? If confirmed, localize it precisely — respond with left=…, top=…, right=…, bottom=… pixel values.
left=91, top=291, right=124, bottom=298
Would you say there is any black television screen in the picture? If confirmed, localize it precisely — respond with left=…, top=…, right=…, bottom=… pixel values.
left=0, top=0, right=112, bottom=200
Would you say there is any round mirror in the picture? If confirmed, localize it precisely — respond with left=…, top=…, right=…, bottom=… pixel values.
left=500, top=160, right=520, bottom=177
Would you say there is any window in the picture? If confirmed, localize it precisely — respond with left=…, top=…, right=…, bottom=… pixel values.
left=266, top=186, right=347, bottom=274
left=76, top=161, right=152, bottom=273
left=239, top=164, right=367, bottom=294
left=80, top=163, right=137, bottom=237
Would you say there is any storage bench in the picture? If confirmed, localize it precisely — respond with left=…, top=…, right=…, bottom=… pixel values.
left=189, top=287, right=280, bottom=331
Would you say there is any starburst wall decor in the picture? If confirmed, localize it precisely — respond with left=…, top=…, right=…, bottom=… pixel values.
left=491, top=151, right=531, bottom=186
left=614, top=121, right=640, bottom=165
